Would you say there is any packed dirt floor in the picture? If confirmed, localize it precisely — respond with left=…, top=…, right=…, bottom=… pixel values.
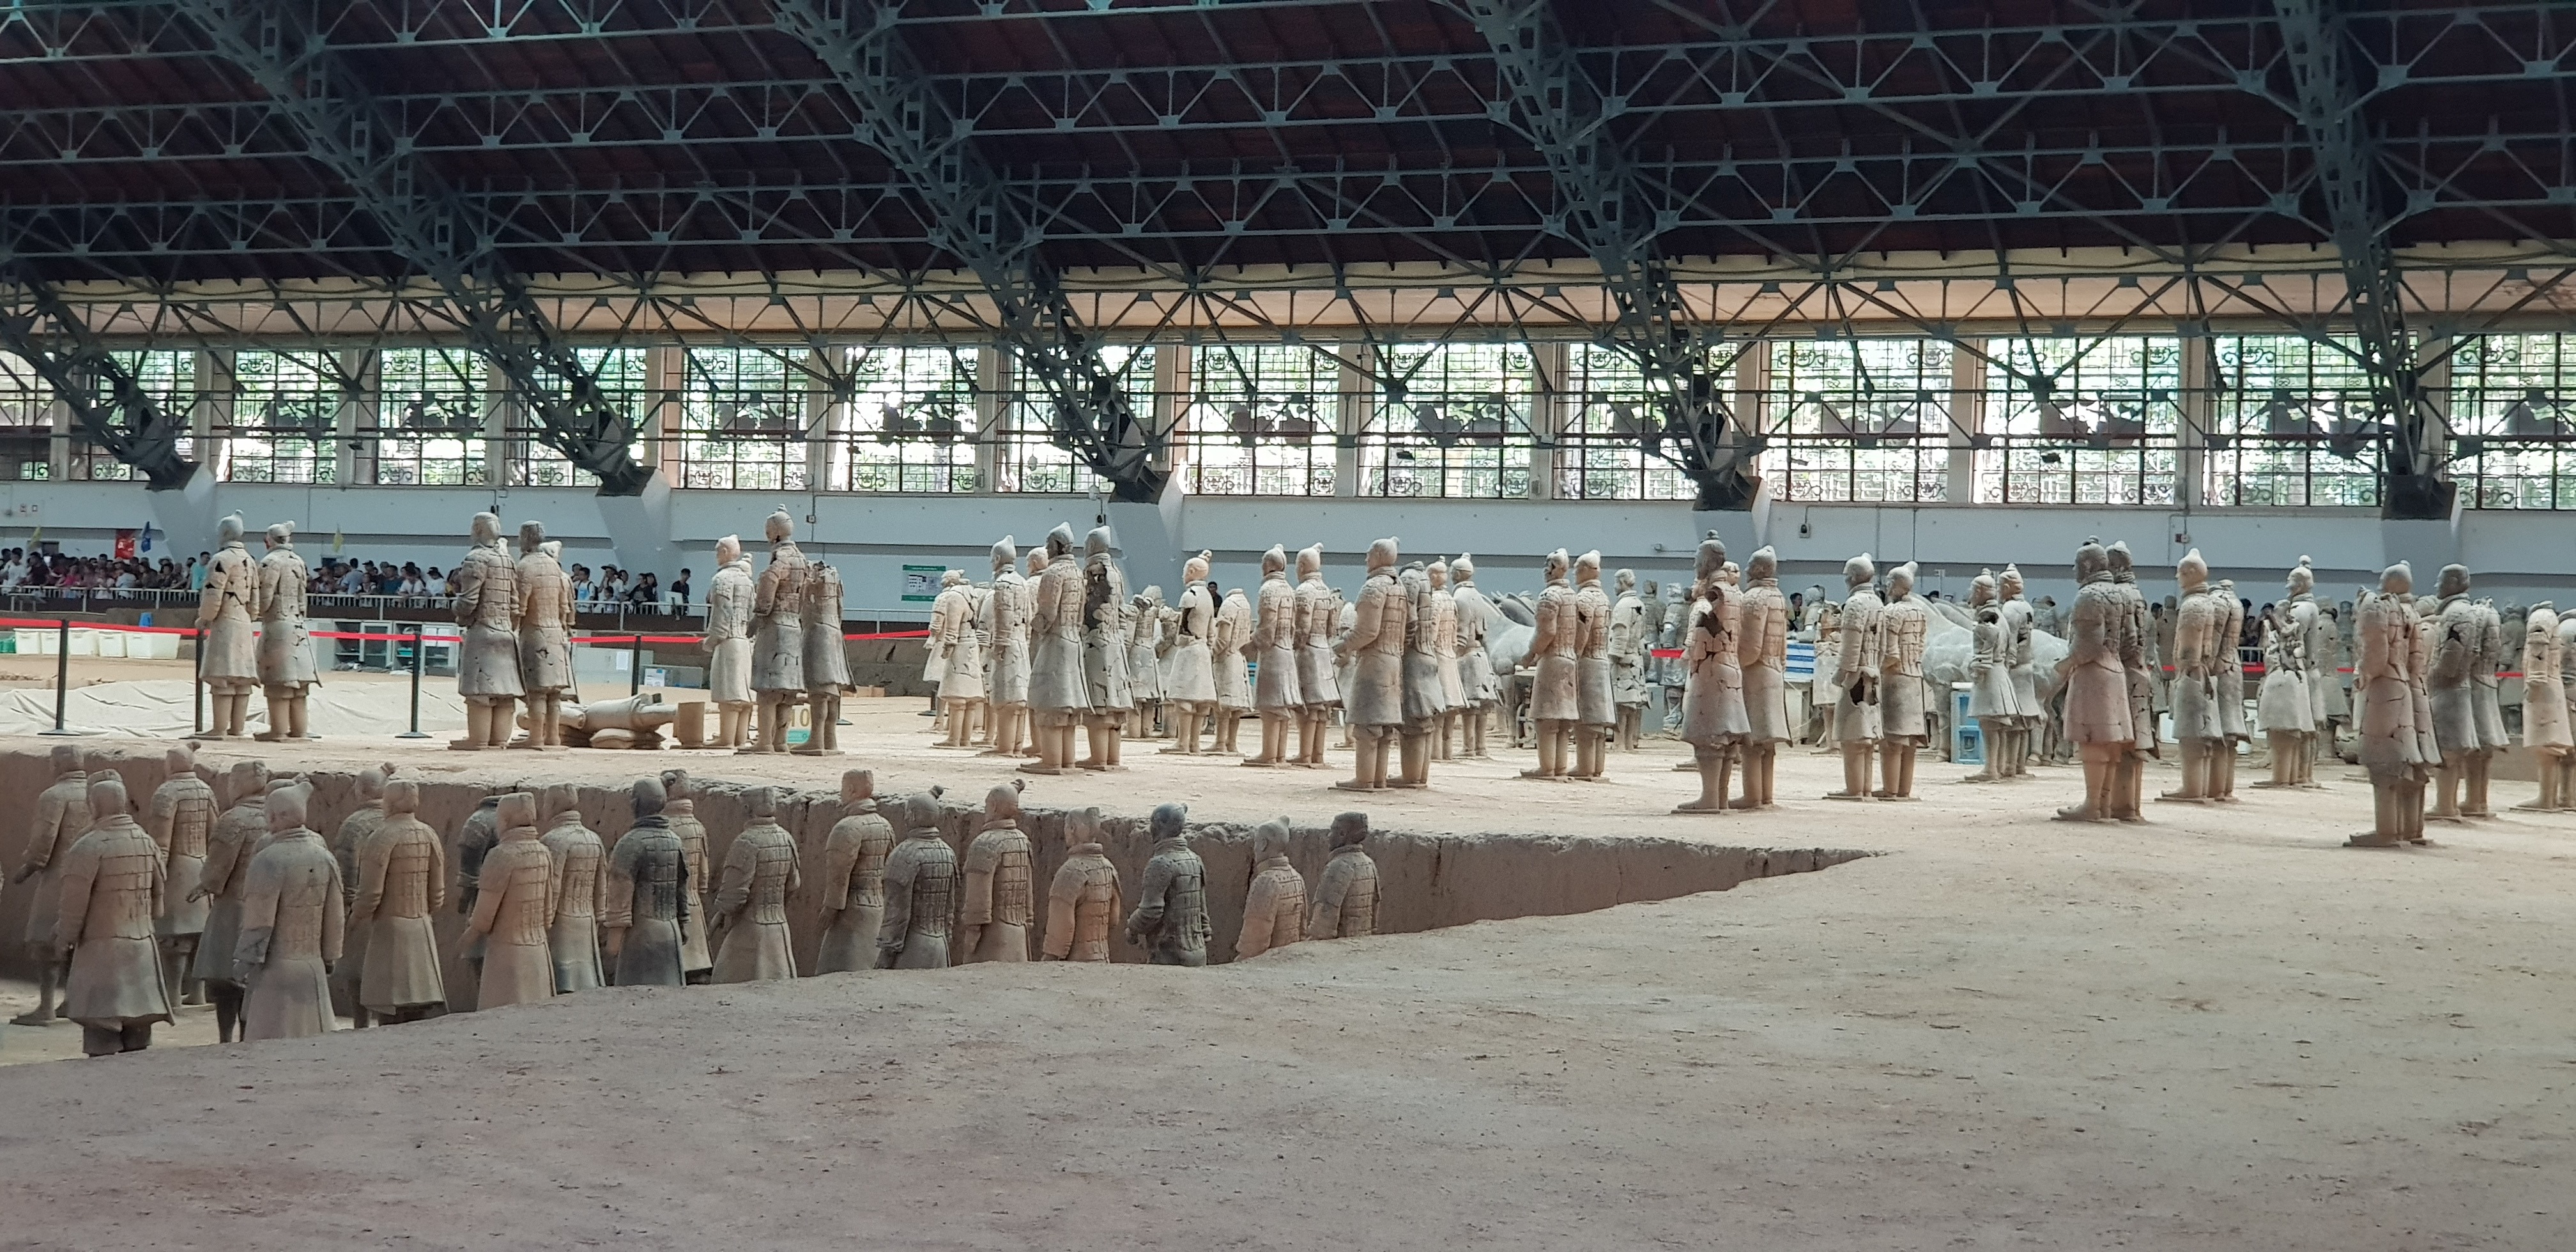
left=0, top=705, right=2570, bottom=1250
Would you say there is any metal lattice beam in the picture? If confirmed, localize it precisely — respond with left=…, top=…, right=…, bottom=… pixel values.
left=179, top=0, right=653, bottom=494
left=774, top=0, right=1160, bottom=501
left=0, top=270, right=197, bottom=489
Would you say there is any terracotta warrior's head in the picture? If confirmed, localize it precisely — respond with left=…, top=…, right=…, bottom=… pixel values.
left=765, top=510, right=795, bottom=544
left=1065, top=805, right=1101, bottom=850
left=1045, top=523, right=1077, bottom=560
left=1427, top=560, right=1448, bottom=590
left=745, top=786, right=777, bottom=821
left=519, top=520, right=546, bottom=554
left=471, top=512, right=502, bottom=545
left=840, top=768, right=875, bottom=805
left=659, top=768, right=691, bottom=803
left=898, top=786, right=947, bottom=833
left=2287, top=556, right=2315, bottom=597
left=1253, top=816, right=1292, bottom=863
left=1886, top=561, right=1917, bottom=599
left=2438, top=563, right=2471, bottom=598
left=1367, top=537, right=1399, bottom=573
left=2177, top=547, right=2209, bottom=593
left=2074, top=537, right=2110, bottom=583
left=1452, top=552, right=1476, bottom=584
left=1183, top=550, right=1211, bottom=584
left=992, top=535, right=1017, bottom=577
left=542, top=782, right=579, bottom=826
left=1695, top=536, right=1728, bottom=592
left=1543, top=548, right=1570, bottom=585
left=2106, top=540, right=2135, bottom=582
left=715, top=535, right=742, bottom=566
left=1749, top=545, right=1781, bottom=585
left=1027, top=549, right=1047, bottom=577
left=1261, top=544, right=1289, bottom=577
left=164, top=744, right=194, bottom=776
left=496, top=791, right=537, bottom=832
left=1970, top=569, right=1997, bottom=607
left=1843, top=552, right=1874, bottom=592
left=267, top=781, right=312, bottom=833
left=50, top=744, right=78, bottom=776
left=385, top=778, right=422, bottom=818
left=627, top=775, right=666, bottom=820
left=356, top=765, right=387, bottom=804
left=1574, top=551, right=1602, bottom=587
left=1084, top=526, right=1116, bottom=561
left=2380, top=561, right=2413, bottom=596
left=227, top=760, right=266, bottom=803
left=217, top=513, right=247, bottom=546
left=983, top=779, right=1023, bottom=825
left=1297, top=544, right=1324, bottom=581
left=1149, top=801, right=1188, bottom=842
left=941, top=569, right=965, bottom=589
left=88, top=772, right=128, bottom=820
left=2000, top=564, right=2025, bottom=599
left=1614, top=568, right=1636, bottom=597
left=1330, top=810, right=1369, bottom=849
left=264, top=521, right=294, bottom=550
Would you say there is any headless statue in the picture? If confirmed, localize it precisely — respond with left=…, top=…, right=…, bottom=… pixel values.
left=351, top=779, right=448, bottom=1023
left=450, top=511, right=525, bottom=750
left=56, top=773, right=176, bottom=1057
left=328, top=765, right=389, bottom=1027
left=1124, top=802, right=1209, bottom=966
left=815, top=769, right=894, bottom=975
left=956, top=781, right=1035, bottom=964
left=1042, top=806, right=1123, bottom=963
left=11, top=745, right=89, bottom=1026
left=144, top=745, right=216, bottom=1007
left=195, top=513, right=260, bottom=739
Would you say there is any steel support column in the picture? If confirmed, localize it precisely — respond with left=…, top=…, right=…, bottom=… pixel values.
left=0, top=273, right=195, bottom=488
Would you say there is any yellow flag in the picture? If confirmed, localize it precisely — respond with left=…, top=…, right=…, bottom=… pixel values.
left=27, top=526, right=38, bottom=543
left=332, top=529, right=344, bottom=554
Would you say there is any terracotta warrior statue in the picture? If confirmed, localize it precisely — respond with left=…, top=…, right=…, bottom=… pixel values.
left=1825, top=554, right=1885, bottom=800
left=1307, top=811, right=1381, bottom=940
left=710, top=786, right=800, bottom=982
left=538, top=784, right=605, bottom=993
left=956, top=781, right=1034, bottom=964
left=659, top=770, right=717, bottom=984
left=1874, top=561, right=1931, bottom=800
left=1041, top=806, right=1123, bottom=963
left=2468, top=597, right=2508, bottom=816
left=2287, top=557, right=2334, bottom=786
left=2424, top=565, right=2486, bottom=821
left=744, top=510, right=811, bottom=753
left=328, top=765, right=388, bottom=1027
left=1244, top=544, right=1304, bottom=766
left=1124, top=802, right=1209, bottom=966
left=801, top=558, right=850, bottom=754
left=1078, top=526, right=1133, bottom=770
left=815, top=769, right=894, bottom=975
left=452, top=792, right=502, bottom=987
left=1676, top=535, right=1749, bottom=813
left=1610, top=569, right=1650, bottom=751
left=1570, top=551, right=1616, bottom=780
left=1425, top=561, right=1466, bottom=761
left=1212, top=583, right=1255, bottom=754
left=1520, top=548, right=1581, bottom=780
left=1450, top=553, right=1501, bottom=758
left=1161, top=553, right=1221, bottom=754
left=2159, top=551, right=2228, bottom=804
left=1963, top=572, right=2025, bottom=784
left=2352, top=565, right=2430, bottom=846
left=12, top=745, right=90, bottom=1026
left=1236, top=816, right=1307, bottom=960
left=1294, top=543, right=1342, bottom=767
left=252, top=521, right=316, bottom=741
left=195, top=513, right=260, bottom=738
left=1127, top=584, right=1167, bottom=742
left=452, top=511, right=525, bottom=750
left=1733, top=546, right=1790, bottom=808
left=2518, top=603, right=2572, bottom=811
left=235, top=782, right=343, bottom=1042
left=979, top=537, right=1035, bottom=760
left=1337, top=538, right=1407, bottom=791
left=56, top=773, right=174, bottom=1057
left=1025, top=524, right=1089, bottom=775
left=931, top=568, right=988, bottom=748
left=2104, top=542, right=2154, bottom=820
left=2211, top=579, right=2249, bottom=800
left=460, top=792, right=556, bottom=1007
left=1394, top=563, right=1449, bottom=788
left=350, top=778, right=447, bottom=1023
left=602, top=775, right=691, bottom=988
left=510, top=526, right=575, bottom=749
left=877, top=788, right=956, bottom=970
left=704, top=535, right=756, bottom=748
left=1998, top=565, right=2041, bottom=778
left=2255, top=565, right=2317, bottom=790
left=188, top=759, right=266, bottom=1041
left=144, top=744, right=215, bottom=1007
left=2055, top=539, right=2136, bottom=821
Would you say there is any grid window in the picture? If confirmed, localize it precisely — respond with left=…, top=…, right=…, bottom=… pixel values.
left=1980, top=337, right=2182, bottom=505
left=675, top=347, right=808, bottom=492
left=1361, top=342, right=1535, bottom=499
left=227, top=350, right=339, bottom=484
left=2205, top=335, right=2383, bottom=507
left=1181, top=343, right=1337, bottom=496
left=2447, top=333, right=2576, bottom=509
left=512, top=347, right=653, bottom=489
left=1552, top=342, right=1713, bottom=501
left=838, top=346, right=979, bottom=493
left=375, top=347, right=487, bottom=486
left=1763, top=339, right=1951, bottom=502
left=995, top=345, right=1147, bottom=495
left=0, top=353, right=52, bottom=480
left=75, top=351, right=197, bottom=481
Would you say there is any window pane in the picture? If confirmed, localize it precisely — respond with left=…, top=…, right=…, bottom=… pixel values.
left=995, top=346, right=1148, bottom=495
left=2448, top=333, right=2576, bottom=510
left=675, top=347, right=808, bottom=492
left=1552, top=342, right=1718, bottom=501
left=375, top=347, right=487, bottom=485
left=1980, top=337, right=2181, bottom=505
left=1179, top=343, right=1338, bottom=497
left=227, top=349, right=339, bottom=484
left=2204, top=335, right=2383, bottom=507
left=1763, top=339, right=1950, bottom=503
left=836, top=346, right=980, bottom=493
left=0, top=353, right=53, bottom=480
left=1360, top=342, right=1535, bottom=500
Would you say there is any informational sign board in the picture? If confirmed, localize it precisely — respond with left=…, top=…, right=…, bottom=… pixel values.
left=900, top=564, right=946, bottom=603
left=1784, top=640, right=1817, bottom=683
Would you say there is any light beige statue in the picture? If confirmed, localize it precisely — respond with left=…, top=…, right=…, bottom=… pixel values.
left=1124, top=802, right=1209, bottom=966
left=349, top=778, right=447, bottom=1023
left=252, top=521, right=317, bottom=742
left=1425, top=561, right=1466, bottom=760
left=1450, top=553, right=1501, bottom=758
left=1825, top=554, right=1885, bottom=800
left=711, top=785, right=801, bottom=982
left=1735, top=546, right=1791, bottom=807
left=235, top=782, right=343, bottom=1041
left=601, top=775, right=690, bottom=988
left=460, top=791, right=556, bottom=1008
left=1025, top=524, right=1088, bottom=775
left=327, top=765, right=388, bottom=1028
left=1235, top=816, right=1307, bottom=960
left=512, top=525, right=576, bottom=750
left=1676, top=536, right=1749, bottom=813
left=195, top=514, right=260, bottom=738
left=2422, top=565, right=2486, bottom=822
left=1127, top=584, right=1167, bottom=740
left=1998, top=565, right=2041, bottom=777
left=2518, top=604, right=2571, bottom=811
left=1609, top=569, right=1650, bottom=750
left=144, top=744, right=215, bottom=1007
left=56, top=773, right=174, bottom=1057
left=2352, top=566, right=2430, bottom=846
left=930, top=568, right=988, bottom=748
left=2055, top=539, right=2136, bottom=821
left=2106, top=542, right=2154, bottom=820
left=538, top=783, right=606, bottom=993
left=815, top=769, right=894, bottom=974
left=956, top=781, right=1034, bottom=964
left=744, top=510, right=811, bottom=754
left=1520, top=548, right=1581, bottom=780
left=979, top=537, right=1036, bottom=760
left=1212, top=584, right=1255, bottom=754
left=1041, top=806, right=1121, bottom=962
left=450, top=511, right=524, bottom=751
left=12, top=745, right=91, bottom=1026
left=2158, top=552, right=2228, bottom=804
left=1161, top=553, right=1221, bottom=754
left=188, top=759, right=267, bottom=1041
left=661, top=770, right=717, bottom=983
left=1570, top=551, right=1616, bottom=780
left=1875, top=561, right=1931, bottom=800
left=1243, top=545, right=1304, bottom=766
left=705, top=535, right=755, bottom=748
left=2255, top=566, right=2318, bottom=791
left=1078, top=526, right=1133, bottom=770
left=1294, top=543, right=1342, bottom=767
left=2467, top=597, right=2508, bottom=816
left=1963, top=571, right=2022, bottom=784
left=801, top=560, right=850, bottom=754
left=1306, top=812, right=1381, bottom=940
left=2211, top=579, right=2248, bottom=800
left=1393, top=563, right=1448, bottom=787
left=1337, top=538, right=1407, bottom=791
left=877, top=788, right=954, bottom=970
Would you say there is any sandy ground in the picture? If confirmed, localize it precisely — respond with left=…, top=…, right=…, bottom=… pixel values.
left=0, top=712, right=2569, bottom=1249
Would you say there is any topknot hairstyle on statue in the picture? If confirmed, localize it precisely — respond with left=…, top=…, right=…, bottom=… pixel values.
left=1843, top=552, right=1875, bottom=587
left=1695, top=535, right=1728, bottom=583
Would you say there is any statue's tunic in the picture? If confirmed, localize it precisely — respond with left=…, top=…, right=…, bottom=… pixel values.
left=705, top=558, right=756, bottom=705
left=255, top=546, right=317, bottom=689
left=197, top=542, right=261, bottom=684
left=454, top=540, right=526, bottom=699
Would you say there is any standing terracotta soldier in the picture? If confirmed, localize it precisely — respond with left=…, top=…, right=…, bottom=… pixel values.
left=55, top=774, right=174, bottom=1057
left=1124, top=802, right=1209, bottom=966
left=1025, top=524, right=1088, bottom=775
left=459, top=792, right=555, bottom=1007
left=1570, top=551, right=1616, bottom=780
left=705, top=535, right=756, bottom=749
left=195, top=514, right=261, bottom=738
left=601, top=776, right=690, bottom=988
left=1998, top=565, right=2041, bottom=777
left=746, top=510, right=810, bottom=754
left=1962, top=572, right=2023, bottom=784
left=979, top=537, right=1035, bottom=760
left=1307, top=812, right=1381, bottom=940
left=1294, top=544, right=1342, bottom=767
left=1450, top=553, right=1501, bottom=759
left=2055, top=539, right=2136, bottom=822
left=190, top=759, right=267, bottom=1041
left=661, top=770, right=716, bottom=984
left=1127, top=586, right=1168, bottom=742
left=1337, top=538, right=1407, bottom=792
left=538, top=784, right=605, bottom=993
left=12, top=746, right=90, bottom=1025
left=814, top=769, right=894, bottom=975
left=2104, top=543, right=2154, bottom=820
left=1392, top=565, right=1450, bottom=788
left=2287, top=558, right=2333, bottom=785
left=252, top=522, right=317, bottom=742
left=2467, top=598, right=2508, bottom=816
left=235, top=783, right=342, bottom=1041
left=1734, top=547, right=1791, bottom=808
left=710, top=786, right=801, bottom=982
left=450, top=512, right=523, bottom=750
left=1425, top=561, right=1466, bottom=761
left=1078, top=526, right=1133, bottom=770
left=1519, top=549, right=1581, bottom=780
left=2159, top=552, right=2229, bottom=804
left=350, top=779, right=447, bottom=1023
left=877, top=788, right=956, bottom=970
left=1609, top=569, right=1651, bottom=751
left=1243, top=545, right=1303, bottom=766
left=450, top=793, right=502, bottom=996
left=513, top=526, right=576, bottom=750
left=1234, top=816, right=1307, bottom=960
left=144, top=745, right=216, bottom=1006
left=2210, top=581, right=2249, bottom=801
left=2352, top=567, right=2430, bottom=846
left=1876, top=562, right=1932, bottom=800
left=2255, top=597, right=2315, bottom=790
left=2517, top=604, right=2571, bottom=811
left=801, top=560, right=851, bottom=754
left=1676, top=536, right=1748, bottom=813
left=1825, top=554, right=1885, bottom=800
left=328, top=765, right=388, bottom=1027
left=1212, top=584, right=1255, bottom=754
left=2425, top=565, right=2485, bottom=822
left=1162, top=553, right=1221, bottom=754
left=1041, top=807, right=1122, bottom=963
left=956, top=781, right=1034, bottom=964
left=930, top=569, right=987, bottom=748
